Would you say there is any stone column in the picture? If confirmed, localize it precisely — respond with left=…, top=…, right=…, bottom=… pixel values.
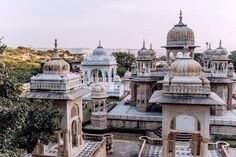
left=63, top=129, right=71, bottom=157
left=57, top=131, right=62, bottom=156
left=79, top=121, right=83, bottom=145
left=88, top=71, right=91, bottom=84
left=162, top=135, right=169, bottom=157
left=200, top=138, right=209, bottom=157
left=98, top=101, right=101, bottom=113
left=172, top=132, right=176, bottom=157
left=103, top=99, right=106, bottom=112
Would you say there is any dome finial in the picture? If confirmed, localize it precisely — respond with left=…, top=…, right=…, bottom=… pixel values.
left=150, top=43, right=152, bottom=49
left=219, top=39, right=222, bottom=47
left=143, top=39, right=145, bottom=48
left=179, top=9, right=183, bottom=24
left=98, top=40, right=103, bottom=48
left=52, top=39, right=60, bottom=59
left=54, top=39, right=57, bottom=50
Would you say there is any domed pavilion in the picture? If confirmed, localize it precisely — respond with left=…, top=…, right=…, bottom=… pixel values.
left=81, top=41, right=124, bottom=97
left=149, top=52, right=226, bottom=157
left=162, top=10, right=199, bottom=65
left=90, top=83, right=108, bottom=129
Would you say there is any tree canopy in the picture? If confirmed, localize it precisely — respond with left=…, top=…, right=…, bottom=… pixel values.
left=0, top=63, right=62, bottom=155
left=229, top=50, right=236, bottom=72
left=112, top=51, right=135, bottom=77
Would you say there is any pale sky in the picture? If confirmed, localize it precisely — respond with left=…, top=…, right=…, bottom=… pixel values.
left=1, top=0, right=236, bottom=50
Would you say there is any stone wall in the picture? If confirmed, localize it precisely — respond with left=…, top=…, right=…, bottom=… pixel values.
left=107, top=119, right=161, bottom=130
left=210, top=125, right=236, bottom=136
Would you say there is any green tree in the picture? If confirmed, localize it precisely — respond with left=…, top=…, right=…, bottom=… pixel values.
left=0, top=63, right=62, bottom=155
left=229, top=50, right=236, bottom=72
left=194, top=53, right=204, bottom=66
left=0, top=37, right=7, bottom=54
left=112, top=52, right=135, bottom=77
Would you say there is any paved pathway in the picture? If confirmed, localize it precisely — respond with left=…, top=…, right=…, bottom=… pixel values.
left=107, top=140, right=139, bottom=157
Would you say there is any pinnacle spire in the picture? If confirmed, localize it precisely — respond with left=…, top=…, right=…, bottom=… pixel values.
left=143, top=39, right=145, bottom=48
left=150, top=43, right=152, bottom=49
left=98, top=40, right=103, bottom=48
left=219, top=39, right=222, bottom=47
left=179, top=9, right=183, bottom=24
left=52, top=39, right=60, bottom=59
left=54, top=39, right=58, bottom=51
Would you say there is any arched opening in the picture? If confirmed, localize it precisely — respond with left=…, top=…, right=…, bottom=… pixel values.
left=169, top=52, right=174, bottom=62
left=71, top=120, right=77, bottom=147
left=90, top=69, right=103, bottom=83
left=168, top=114, right=202, bottom=156
left=111, top=68, right=114, bottom=82
left=176, top=52, right=183, bottom=58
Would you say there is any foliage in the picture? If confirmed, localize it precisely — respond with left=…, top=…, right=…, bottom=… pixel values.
left=194, top=53, right=204, bottom=66
left=0, top=38, right=7, bottom=54
left=0, top=63, right=63, bottom=155
left=213, top=134, right=236, bottom=148
left=229, top=50, right=236, bottom=72
left=112, top=52, right=135, bottom=77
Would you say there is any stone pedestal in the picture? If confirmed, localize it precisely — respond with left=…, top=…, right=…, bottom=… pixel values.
left=91, top=112, right=107, bottom=129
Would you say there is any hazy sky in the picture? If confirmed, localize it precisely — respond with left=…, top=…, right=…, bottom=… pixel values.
left=1, top=0, right=236, bottom=50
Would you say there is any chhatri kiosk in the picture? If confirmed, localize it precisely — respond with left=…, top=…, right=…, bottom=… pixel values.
left=22, top=40, right=113, bottom=157
left=150, top=52, right=226, bottom=157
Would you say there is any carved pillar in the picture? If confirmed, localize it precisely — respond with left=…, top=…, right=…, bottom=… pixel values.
left=172, top=132, right=176, bottom=157
left=63, top=129, right=71, bottom=157
left=57, top=131, right=62, bottom=156
left=162, top=135, right=169, bottom=157
left=200, top=138, right=209, bottom=157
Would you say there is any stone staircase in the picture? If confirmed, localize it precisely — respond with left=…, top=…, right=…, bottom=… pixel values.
left=154, top=127, right=192, bottom=142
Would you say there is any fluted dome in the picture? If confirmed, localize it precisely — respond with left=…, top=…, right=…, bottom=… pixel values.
left=124, top=71, right=131, bottom=79
left=137, top=40, right=152, bottom=58
left=170, top=53, right=202, bottom=76
left=228, top=63, right=234, bottom=68
left=204, top=44, right=213, bottom=56
left=167, top=11, right=195, bottom=46
left=148, top=44, right=156, bottom=56
left=92, top=41, right=107, bottom=56
left=43, top=58, right=70, bottom=74
left=43, top=40, right=70, bottom=74
left=213, top=41, right=228, bottom=56
left=91, top=84, right=107, bottom=99
left=114, top=75, right=121, bottom=82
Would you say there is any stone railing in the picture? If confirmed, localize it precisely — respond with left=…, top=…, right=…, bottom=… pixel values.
left=83, top=133, right=113, bottom=156
left=208, top=141, right=230, bottom=157
left=138, top=136, right=162, bottom=157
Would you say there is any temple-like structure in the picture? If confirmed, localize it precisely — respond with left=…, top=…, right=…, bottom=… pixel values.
left=103, top=11, right=236, bottom=157
left=162, top=10, right=198, bottom=65
left=81, top=41, right=124, bottom=97
left=22, top=40, right=113, bottom=157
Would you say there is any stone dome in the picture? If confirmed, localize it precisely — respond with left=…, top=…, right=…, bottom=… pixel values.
left=43, top=58, right=70, bottom=74
left=92, top=40, right=107, bottom=56
left=228, top=63, right=234, bottom=68
left=137, top=40, right=152, bottom=57
left=91, top=84, right=107, bottom=99
left=204, top=43, right=213, bottom=56
left=170, top=53, right=202, bottom=76
left=167, top=11, right=195, bottom=46
left=43, top=40, right=70, bottom=74
left=131, top=62, right=136, bottom=68
left=148, top=44, right=156, bottom=56
left=213, top=40, right=228, bottom=56
left=114, top=75, right=121, bottom=82
left=124, top=71, right=131, bottom=79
